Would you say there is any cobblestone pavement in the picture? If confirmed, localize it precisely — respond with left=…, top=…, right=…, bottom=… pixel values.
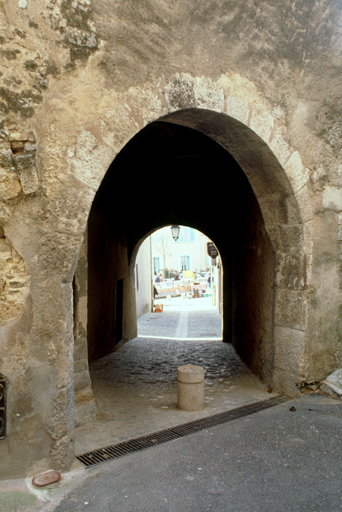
left=74, top=299, right=277, bottom=455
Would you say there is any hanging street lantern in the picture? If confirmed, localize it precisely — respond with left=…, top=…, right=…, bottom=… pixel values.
left=171, top=225, right=180, bottom=241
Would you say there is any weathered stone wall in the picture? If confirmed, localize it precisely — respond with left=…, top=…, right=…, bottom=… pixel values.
left=232, top=178, right=276, bottom=388
left=73, top=230, right=96, bottom=427
left=0, top=0, right=341, bottom=479
left=87, top=191, right=137, bottom=361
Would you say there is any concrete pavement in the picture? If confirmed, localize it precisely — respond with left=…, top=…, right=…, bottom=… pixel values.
left=2, top=394, right=341, bottom=512
left=55, top=394, right=342, bottom=512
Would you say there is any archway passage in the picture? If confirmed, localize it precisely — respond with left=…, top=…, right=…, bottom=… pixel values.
left=87, top=114, right=277, bottom=388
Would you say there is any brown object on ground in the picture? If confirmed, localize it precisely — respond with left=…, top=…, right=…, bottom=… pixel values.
left=32, top=470, right=61, bottom=487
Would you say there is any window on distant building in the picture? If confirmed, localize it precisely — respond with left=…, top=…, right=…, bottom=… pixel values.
left=152, top=256, right=160, bottom=275
left=177, top=227, right=195, bottom=243
left=179, top=254, right=191, bottom=271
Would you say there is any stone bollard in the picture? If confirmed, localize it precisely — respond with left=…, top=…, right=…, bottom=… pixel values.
left=177, top=365, right=204, bottom=411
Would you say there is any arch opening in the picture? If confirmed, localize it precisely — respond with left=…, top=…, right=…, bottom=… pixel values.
left=73, top=108, right=307, bottom=434
left=135, top=224, right=223, bottom=335
left=96, top=119, right=274, bottom=380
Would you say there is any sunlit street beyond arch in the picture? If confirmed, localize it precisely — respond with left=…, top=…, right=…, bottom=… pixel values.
left=138, top=295, right=221, bottom=340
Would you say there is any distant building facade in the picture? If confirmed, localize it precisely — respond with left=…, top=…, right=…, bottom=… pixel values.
left=135, top=236, right=152, bottom=319
left=151, top=226, right=212, bottom=276
left=135, top=226, right=218, bottom=318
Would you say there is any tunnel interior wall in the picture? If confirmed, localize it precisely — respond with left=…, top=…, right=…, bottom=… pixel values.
left=87, top=187, right=137, bottom=362
left=231, top=189, right=276, bottom=388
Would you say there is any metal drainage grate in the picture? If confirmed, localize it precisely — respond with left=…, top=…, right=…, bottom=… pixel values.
left=76, top=396, right=291, bottom=468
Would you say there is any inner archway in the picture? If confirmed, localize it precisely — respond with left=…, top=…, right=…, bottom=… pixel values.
left=86, top=116, right=278, bottom=385
left=135, top=224, right=224, bottom=340
left=136, top=225, right=222, bottom=312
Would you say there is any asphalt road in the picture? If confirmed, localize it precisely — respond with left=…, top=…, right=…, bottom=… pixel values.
left=54, top=394, right=342, bottom=512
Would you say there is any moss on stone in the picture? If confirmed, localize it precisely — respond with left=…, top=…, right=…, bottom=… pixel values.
left=24, top=60, right=39, bottom=71
left=0, top=87, right=43, bottom=118
left=28, top=20, right=39, bottom=29
left=60, top=0, right=94, bottom=31
left=1, top=49, right=21, bottom=60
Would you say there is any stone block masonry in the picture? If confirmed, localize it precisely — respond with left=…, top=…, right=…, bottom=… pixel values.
left=0, top=0, right=341, bottom=482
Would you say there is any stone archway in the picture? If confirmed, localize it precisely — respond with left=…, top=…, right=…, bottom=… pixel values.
left=0, top=73, right=314, bottom=480
left=75, top=105, right=310, bottom=417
